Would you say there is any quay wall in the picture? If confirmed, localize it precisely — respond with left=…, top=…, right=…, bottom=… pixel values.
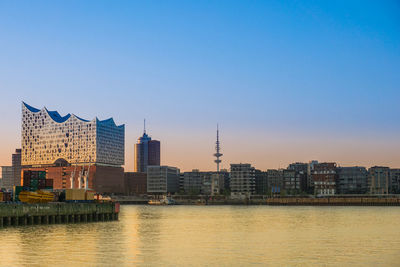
left=173, top=197, right=400, bottom=206
left=0, top=202, right=119, bottom=227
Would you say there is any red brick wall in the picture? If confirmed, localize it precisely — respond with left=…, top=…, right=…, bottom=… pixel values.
left=124, top=172, right=147, bottom=195
left=22, top=165, right=124, bottom=194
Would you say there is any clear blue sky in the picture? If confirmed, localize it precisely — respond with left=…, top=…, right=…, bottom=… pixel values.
left=0, top=0, right=399, bottom=171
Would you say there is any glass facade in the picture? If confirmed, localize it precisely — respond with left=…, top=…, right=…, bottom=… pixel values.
left=21, top=102, right=124, bottom=166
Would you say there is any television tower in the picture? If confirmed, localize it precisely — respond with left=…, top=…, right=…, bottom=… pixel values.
left=214, top=124, right=223, bottom=172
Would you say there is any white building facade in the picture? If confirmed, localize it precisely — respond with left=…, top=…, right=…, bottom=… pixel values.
left=21, top=102, right=124, bottom=167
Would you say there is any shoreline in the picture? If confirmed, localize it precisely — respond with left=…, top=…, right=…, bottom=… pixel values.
left=114, top=195, right=400, bottom=206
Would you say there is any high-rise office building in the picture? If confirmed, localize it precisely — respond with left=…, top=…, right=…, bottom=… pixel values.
left=134, top=122, right=160, bottom=172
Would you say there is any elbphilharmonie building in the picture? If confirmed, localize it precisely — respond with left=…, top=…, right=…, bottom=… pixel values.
left=22, top=102, right=124, bottom=167
left=21, top=102, right=125, bottom=193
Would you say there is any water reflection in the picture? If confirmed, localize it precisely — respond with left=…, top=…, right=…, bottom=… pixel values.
left=1, top=206, right=400, bottom=266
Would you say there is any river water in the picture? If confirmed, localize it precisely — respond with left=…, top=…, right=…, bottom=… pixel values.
left=1, top=205, right=399, bottom=266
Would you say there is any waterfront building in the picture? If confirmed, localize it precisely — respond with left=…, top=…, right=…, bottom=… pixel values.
left=369, top=166, right=390, bottom=195
left=267, top=169, right=283, bottom=194
left=390, top=169, right=400, bottom=194
left=288, top=162, right=308, bottom=173
left=230, top=164, right=255, bottom=197
left=219, top=169, right=230, bottom=191
left=134, top=123, right=160, bottom=173
left=283, top=169, right=303, bottom=194
left=12, top=149, right=21, bottom=187
left=336, top=167, right=368, bottom=194
left=182, top=170, right=226, bottom=195
left=22, top=102, right=124, bottom=167
left=312, top=162, right=337, bottom=196
left=0, top=149, right=22, bottom=190
left=0, top=166, right=13, bottom=190
left=124, top=172, right=147, bottom=195
left=202, top=173, right=213, bottom=195
left=147, top=166, right=179, bottom=194
left=183, top=170, right=206, bottom=194
left=210, top=173, right=224, bottom=195
left=307, top=160, right=319, bottom=192
left=179, top=173, right=185, bottom=193
left=255, top=170, right=268, bottom=195
left=21, top=102, right=125, bottom=193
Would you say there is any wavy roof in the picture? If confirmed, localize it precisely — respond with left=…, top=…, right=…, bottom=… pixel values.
left=22, top=102, right=124, bottom=127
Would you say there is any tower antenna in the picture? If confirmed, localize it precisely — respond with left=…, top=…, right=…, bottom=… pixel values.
left=214, top=124, right=223, bottom=172
left=144, top=118, right=146, bottom=134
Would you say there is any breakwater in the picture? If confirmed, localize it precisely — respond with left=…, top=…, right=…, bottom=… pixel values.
left=0, top=202, right=119, bottom=227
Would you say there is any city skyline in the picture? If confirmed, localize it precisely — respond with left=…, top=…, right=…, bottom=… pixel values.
left=0, top=1, right=399, bottom=171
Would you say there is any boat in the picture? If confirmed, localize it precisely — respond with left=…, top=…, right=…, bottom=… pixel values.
left=148, top=196, right=176, bottom=205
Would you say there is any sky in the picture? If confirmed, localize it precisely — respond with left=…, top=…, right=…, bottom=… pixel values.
left=0, top=0, right=399, bottom=171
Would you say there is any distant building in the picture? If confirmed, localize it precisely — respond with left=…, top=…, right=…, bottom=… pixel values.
left=134, top=125, right=160, bottom=172
left=267, top=169, right=283, bottom=194
left=23, top=165, right=125, bottom=194
left=0, top=149, right=22, bottom=189
left=21, top=102, right=124, bottom=167
left=179, top=173, right=185, bottom=192
left=255, top=170, right=268, bottom=195
left=0, top=166, right=13, bottom=190
left=183, top=170, right=206, bottom=194
left=147, top=166, right=179, bottom=194
left=336, top=167, right=368, bottom=194
left=369, top=166, right=390, bottom=195
left=287, top=162, right=308, bottom=192
left=283, top=169, right=303, bottom=194
left=288, top=162, right=308, bottom=173
left=124, top=172, right=147, bottom=195
left=230, top=164, right=255, bottom=197
left=210, top=173, right=224, bottom=195
left=307, top=160, right=319, bottom=192
left=202, top=173, right=213, bottom=195
left=12, top=149, right=21, bottom=187
left=390, top=169, right=400, bottom=194
left=20, top=102, right=125, bottom=193
left=312, top=162, right=337, bottom=196
left=218, top=169, right=230, bottom=191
